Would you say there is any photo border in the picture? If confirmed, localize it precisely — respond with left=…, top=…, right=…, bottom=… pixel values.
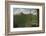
left=10, top=5, right=42, bottom=32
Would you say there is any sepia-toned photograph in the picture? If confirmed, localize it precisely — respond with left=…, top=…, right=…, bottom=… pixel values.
left=13, top=8, right=39, bottom=28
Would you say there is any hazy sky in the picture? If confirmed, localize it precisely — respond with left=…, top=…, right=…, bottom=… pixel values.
left=13, top=8, right=37, bottom=15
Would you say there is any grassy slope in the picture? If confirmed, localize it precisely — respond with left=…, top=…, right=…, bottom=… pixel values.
left=13, top=14, right=39, bottom=27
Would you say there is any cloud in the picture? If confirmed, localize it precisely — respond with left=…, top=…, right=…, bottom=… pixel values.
left=13, top=8, right=37, bottom=15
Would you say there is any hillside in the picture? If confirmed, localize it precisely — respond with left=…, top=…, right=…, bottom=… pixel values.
left=13, top=13, right=39, bottom=28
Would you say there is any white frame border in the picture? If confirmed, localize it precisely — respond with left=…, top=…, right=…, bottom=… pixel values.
left=10, top=5, right=43, bottom=32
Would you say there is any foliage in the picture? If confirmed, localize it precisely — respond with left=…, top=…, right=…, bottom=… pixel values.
left=13, top=13, right=39, bottom=28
